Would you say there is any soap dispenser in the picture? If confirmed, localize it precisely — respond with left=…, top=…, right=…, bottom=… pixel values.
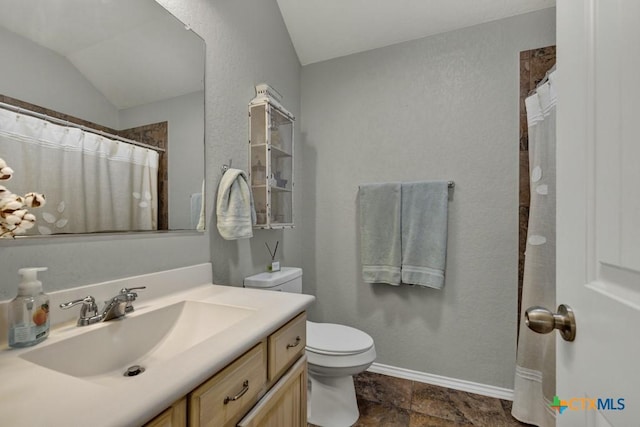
left=8, top=267, right=50, bottom=348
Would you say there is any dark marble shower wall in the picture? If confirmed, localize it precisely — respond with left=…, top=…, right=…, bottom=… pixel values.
left=518, top=46, right=556, bottom=330
left=119, top=122, right=169, bottom=230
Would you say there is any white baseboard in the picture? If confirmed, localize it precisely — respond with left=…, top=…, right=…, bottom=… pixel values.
left=367, top=362, right=514, bottom=401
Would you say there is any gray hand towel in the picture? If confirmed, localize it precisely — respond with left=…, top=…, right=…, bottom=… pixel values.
left=401, top=181, right=449, bottom=288
left=359, top=183, right=402, bottom=285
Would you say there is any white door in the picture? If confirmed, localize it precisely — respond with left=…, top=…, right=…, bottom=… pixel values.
left=556, top=0, right=640, bottom=425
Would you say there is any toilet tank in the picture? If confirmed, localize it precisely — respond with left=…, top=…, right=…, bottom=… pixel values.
left=243, top=267, right=302, bottom=293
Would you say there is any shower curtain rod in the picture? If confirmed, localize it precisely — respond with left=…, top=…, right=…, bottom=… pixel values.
left=0, top=101, right=166, bottom=153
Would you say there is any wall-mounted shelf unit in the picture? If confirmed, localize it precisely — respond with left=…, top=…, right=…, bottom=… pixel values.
left=249, top=84, right=295, bottom=229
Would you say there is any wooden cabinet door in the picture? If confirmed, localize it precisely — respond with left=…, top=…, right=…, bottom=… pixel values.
left=144, top=398, right=187, bottom=427
left=238, top=355, right=307, bottom=427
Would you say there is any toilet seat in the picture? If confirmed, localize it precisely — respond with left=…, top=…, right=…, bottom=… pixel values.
left=305, top=321, right=376, bottom=373
left=305, top=321, right=376, bottom=427
left=306, top=321, right=374, bottom=355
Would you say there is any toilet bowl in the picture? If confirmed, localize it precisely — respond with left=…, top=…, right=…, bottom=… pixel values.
left=243, top=268, right=376, bottom=427
left=306, top=321, right=376, bottom=426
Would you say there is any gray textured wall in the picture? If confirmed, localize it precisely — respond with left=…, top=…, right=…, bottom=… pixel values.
left=171, top=0, right=303, bottom=285
left=0, top=0, right=301, bottom=298
left=1, top=0, right=555, bottom=390
left=300, top=9, right=555, bottom=388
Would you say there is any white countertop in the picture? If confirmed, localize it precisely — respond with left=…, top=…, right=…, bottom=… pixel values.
left=0, top=266, right=315, bottom=427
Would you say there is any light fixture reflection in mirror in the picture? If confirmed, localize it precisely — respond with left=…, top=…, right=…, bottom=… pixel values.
left=0, top=0, right=205, bottom=236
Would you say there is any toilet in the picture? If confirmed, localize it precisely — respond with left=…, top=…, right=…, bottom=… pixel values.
left=244, top=267, right=376, bottom=427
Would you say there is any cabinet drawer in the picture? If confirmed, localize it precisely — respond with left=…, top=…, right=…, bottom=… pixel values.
left=268, top=312, right=306, bottom=381
left=189, top=342, right=267, bottom=427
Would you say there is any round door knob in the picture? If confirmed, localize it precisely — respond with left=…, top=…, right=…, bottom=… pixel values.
left=525, top=304, right=576, bottom=342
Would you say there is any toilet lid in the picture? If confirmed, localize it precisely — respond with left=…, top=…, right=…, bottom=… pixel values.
left=306, top=322, right=374, bottom=355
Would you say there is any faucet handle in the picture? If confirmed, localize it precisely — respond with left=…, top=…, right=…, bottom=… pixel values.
left=120, top=286, right=146, bottom=314
left=60, top=296, right=97, bottom=312
left=60, top=296, right=100, bottom=326
left=120, top=286, right=146, bottom=295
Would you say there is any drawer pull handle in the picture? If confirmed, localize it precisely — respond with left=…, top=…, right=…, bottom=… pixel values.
left=286, top=336, right=301, bottom=349
left=224, top=380, right=249, bottom=404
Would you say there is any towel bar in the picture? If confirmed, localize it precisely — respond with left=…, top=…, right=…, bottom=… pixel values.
left=358, top=181, right=455, bottom=190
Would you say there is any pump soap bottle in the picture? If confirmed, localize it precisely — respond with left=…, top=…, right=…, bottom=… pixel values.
left=8, top=267, right=50, bottom=348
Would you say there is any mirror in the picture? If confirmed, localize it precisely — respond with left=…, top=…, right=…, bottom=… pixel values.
left=0, top=0, right=205, bottom=235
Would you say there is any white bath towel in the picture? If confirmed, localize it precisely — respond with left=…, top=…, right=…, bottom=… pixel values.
left=196, top=180, right=206, bottom=231
left=191, top=192, right=202, bottom=229
left=216, top=168, right=256, bottom=240
left=358, top=183, right=402, bottom=285
left=401, top=181, right=449, bottom=288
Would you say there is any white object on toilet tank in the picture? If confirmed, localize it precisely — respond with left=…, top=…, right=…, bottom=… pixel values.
left=243, top=267, right=302, bottom=293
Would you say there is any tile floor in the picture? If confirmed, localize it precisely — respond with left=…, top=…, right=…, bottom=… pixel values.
left=309, top=371, right=531, bottom=427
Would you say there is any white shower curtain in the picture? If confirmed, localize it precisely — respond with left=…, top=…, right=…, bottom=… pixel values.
left=0, top=107, right=159, bottom=234
left=512, top=69, right=557, bottom=427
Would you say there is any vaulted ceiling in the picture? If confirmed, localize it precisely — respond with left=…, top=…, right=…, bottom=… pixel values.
left=276, top=0, right=556, bottom=65
left=1, top=0, right=556, bottom=109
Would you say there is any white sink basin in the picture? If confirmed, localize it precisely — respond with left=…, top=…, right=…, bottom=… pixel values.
left=20, top=301, right=255, bottom=384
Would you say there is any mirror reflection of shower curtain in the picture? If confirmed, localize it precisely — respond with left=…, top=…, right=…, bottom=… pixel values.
left=0, top=108, right=159, bottom=234
left=511, top=70, right=556, bottom=427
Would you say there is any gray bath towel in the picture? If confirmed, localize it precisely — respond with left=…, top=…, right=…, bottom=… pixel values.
left=401, top=181, right=449, bottom=288
left=216, top=168, right=256, bottom=240
left=359, top=183, right=402, bottom=285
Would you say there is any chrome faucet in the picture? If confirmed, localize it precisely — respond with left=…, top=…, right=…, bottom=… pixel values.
left=60, top=287, right=146, bottom=326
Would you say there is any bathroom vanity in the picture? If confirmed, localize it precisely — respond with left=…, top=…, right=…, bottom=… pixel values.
left=0, top=264, right=314, bottom=427
left=147, top=312, right=307, bottom=427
